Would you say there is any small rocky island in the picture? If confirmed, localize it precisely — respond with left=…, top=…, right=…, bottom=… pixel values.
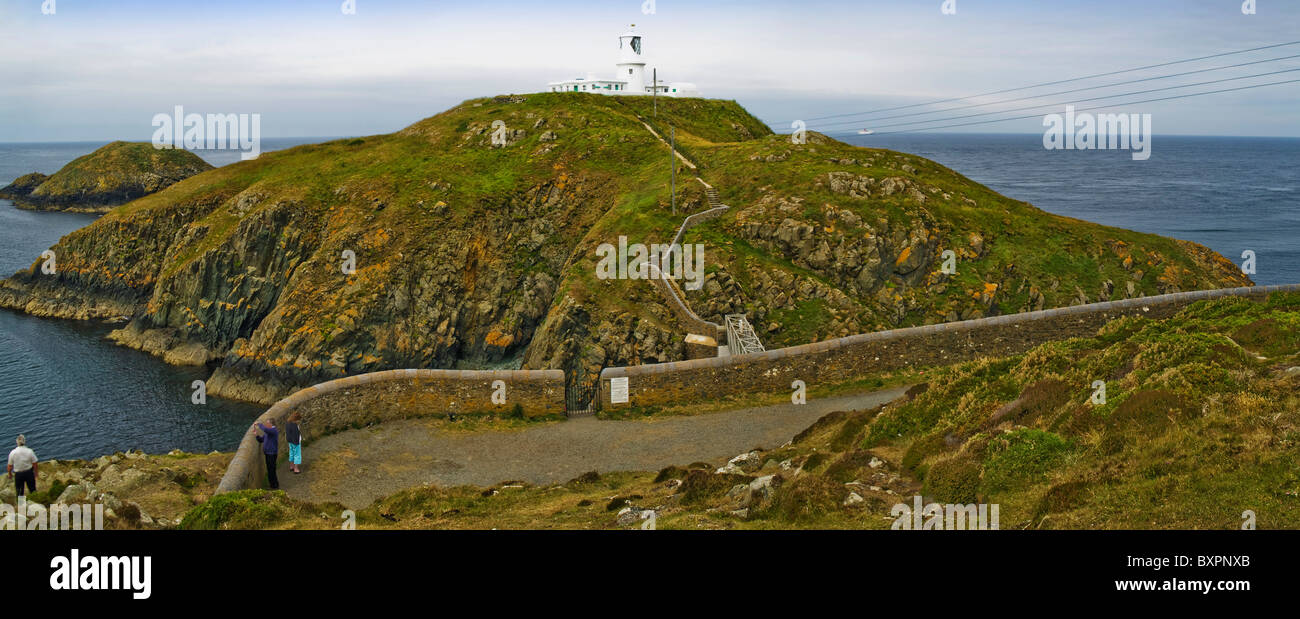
left=0, top=141, right=213, bottom=213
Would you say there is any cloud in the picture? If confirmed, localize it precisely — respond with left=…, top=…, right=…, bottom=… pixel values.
left=0, top=0, right=1297, bottom=140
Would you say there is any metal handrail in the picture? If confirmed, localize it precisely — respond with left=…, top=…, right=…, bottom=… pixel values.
left=725, top=314, right=766, bottom=356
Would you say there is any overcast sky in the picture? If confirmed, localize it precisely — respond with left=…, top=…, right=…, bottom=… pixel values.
left=0, top=0, right=1297, bottom=141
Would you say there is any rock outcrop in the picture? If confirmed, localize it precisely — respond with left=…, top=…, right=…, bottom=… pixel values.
left=0, top=449, right=231, bottom=530
left=0, top=141, right=213, bottom=213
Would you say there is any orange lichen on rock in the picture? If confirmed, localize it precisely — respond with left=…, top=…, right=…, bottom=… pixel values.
left=895, top=246, right=912, bottom=266
left=484, top=328, right=514, bottom=349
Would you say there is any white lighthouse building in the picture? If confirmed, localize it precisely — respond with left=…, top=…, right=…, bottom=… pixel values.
left=546, top=25, right=701, bottom=97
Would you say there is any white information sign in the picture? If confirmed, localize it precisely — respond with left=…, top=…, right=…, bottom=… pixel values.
left=610, top=377, right=629, bottom=404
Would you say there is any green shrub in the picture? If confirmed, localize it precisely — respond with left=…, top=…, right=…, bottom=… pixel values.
left=1011, top=341, right=1077, bottom=380
left=902, top=432, right=947, bottom=472
left=1129, top=333, right=1252, bottom=384
left=792, top=409, right=853, bottom=445
left=118, top=502, right=141, bottom=523
left=375, top=485, right=458, bottom=517
left=1031, top=479, right=1088, bottom=525
left=829, top=410, right=874, bottom=451
left=1144, top=362, right=1240, bottom=397
left=1265, top=291, right=1300, bottom=310
left=1232, top=317, right=1300, bottom=358
left=569, top=471, right=600, bottom=485
left=26, top=479, right=69, bottom=505
left=904, top=382, right=930, bottom=400
left=923, top=454, right=982, bottom=503
left=1050, top=404, right=1099, bottom=436
left=1095, top=315, right=1151, bottom=344
left=865, top=395, right=948, bottom=445
left=823, top=450, right=875, bottom=484
left=761, top=475, right=842, bottom=523
left=1018, top=378, right=1073, bottom=419
left=801, top=452, right=829, bottom=471
left=982, top=429, right=1072, bottom=492
left=1096, top=431, right=1128, bottom=455
left=1106, top=389, right=1197, bottom=429
left=679, top=471, right=751, bottom=505
left=1172, top=297, right=1260, bottom=325
left=599, top=405, right=662, bottom=420
left=654, top=465, right=689, bottom=483
left=985, top=377, right=1072, bottom=429
left=180, top=490, right=294, bottom=530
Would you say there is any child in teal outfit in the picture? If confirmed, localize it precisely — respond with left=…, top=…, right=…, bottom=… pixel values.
left=286, top=411, right=303, bottom=474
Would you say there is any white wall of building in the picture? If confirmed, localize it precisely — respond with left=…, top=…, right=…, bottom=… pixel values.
left=545, top=26, right=700, bottom=98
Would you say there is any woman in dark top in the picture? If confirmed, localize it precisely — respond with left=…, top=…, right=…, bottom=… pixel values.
left=285, top=411, right=303, bottom=474
left=253, top=419, right=279, bottom=490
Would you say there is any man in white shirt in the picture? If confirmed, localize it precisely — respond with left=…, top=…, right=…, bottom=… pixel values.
left=7, top=434, right=38, bottom=497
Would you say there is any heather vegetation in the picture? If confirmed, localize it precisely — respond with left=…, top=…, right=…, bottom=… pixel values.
left=871, top=292, right=1300, bottom=528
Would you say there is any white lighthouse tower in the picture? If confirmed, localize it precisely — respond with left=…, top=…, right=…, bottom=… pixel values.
left=616, top=26, right=648, bottom=95
left=545, top=24, right=701, bottom=97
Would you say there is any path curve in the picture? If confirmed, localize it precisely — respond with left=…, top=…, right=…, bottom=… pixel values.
left=278, top=386, right=909, bottom=509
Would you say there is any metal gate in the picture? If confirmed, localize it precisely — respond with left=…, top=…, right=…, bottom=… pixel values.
left=565, top=377, right=597, bottom=418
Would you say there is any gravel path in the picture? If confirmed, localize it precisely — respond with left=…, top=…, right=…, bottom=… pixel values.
left=279, top=386, right=909, bottom=509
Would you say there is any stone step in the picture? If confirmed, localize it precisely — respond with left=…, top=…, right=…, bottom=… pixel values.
left=704, top=188, right=721, bottom=207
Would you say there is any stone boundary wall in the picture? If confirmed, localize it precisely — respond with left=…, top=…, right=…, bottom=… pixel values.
left=217, top=285, right=1300, bottom=494
left=599, top=284, right=1300, bottom=410
left=216, top=369, right=565, bottom=493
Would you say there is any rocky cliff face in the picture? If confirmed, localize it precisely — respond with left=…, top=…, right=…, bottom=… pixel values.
left=0, top=141, right=213, bottom=213
left=1, top=172, right=49, bottom=196
left=0, top=94, right=1251, bottom=405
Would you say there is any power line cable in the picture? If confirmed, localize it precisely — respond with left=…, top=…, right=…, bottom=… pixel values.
left=778, top=39, right=1300, bottom=125
left=823, top=78, right=1300, bottom=136
left=804, top=53, right=1300, bottom=130
left=820, top=67, right=1300, bottom=132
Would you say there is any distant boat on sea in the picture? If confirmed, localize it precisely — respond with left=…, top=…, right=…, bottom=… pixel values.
left=858, top=129, right=875, bottom=135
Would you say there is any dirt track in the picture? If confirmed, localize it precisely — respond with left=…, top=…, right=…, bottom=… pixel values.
left=279, top=386, right=909, bottom=509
